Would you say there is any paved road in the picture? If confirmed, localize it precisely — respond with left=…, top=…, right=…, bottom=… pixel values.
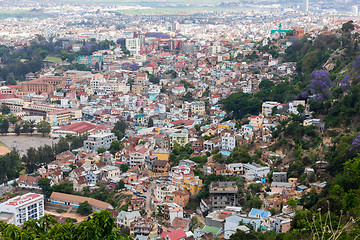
left=145, top=181, right=155, bottom=214
left=0, top=135, right=58, bottom=156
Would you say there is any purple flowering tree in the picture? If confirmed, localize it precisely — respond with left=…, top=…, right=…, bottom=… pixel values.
left=309, top=70, right=333, bottom=101
left=354, top=56, right=360, bottom=71
left=121, top=62, right=140, bottom=71
left=340, top=75, right=350, bottom=90
left=350, top=136, right=360, bottom=154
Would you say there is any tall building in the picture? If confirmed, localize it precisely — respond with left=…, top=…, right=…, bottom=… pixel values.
left=352, top=5, right=359, bottom=16
left=0, top=193, right=44, bottom=226
left=210, top=181, right=238, bottom=210
left=304, top=0, right=309, bottom=13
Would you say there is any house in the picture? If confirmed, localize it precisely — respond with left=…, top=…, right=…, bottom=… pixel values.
left=172, top=190, right=190, bottom=208
left=73, top=176, right=88, bottom=192
left=209, top=182, right=238, bottom=210
left=221, top=132, right=236, bottom=151
left=129, top=147, right=150, bottom=169
left=153, top=160, right=170, bottom=173
left=129, top=217, right=157, bottom=236
left=273, top=172, right=287, bottom=182
left=271, top=182, right=294, bottom=194
left=169, top=133, right=189, bottom=148
left=117, top=210, right=141, bottom=227
left=160, top=228, right=187, bottom=240
left=224, top=215, right=251, bottom=239
left=152, top=148, right=171, bottom=161
left=85, top=170, right=101, bottom=185
left=101, top=165, right=121, bottom=180
left=56, top=150, right=75, bottom=162
left=172, top=217, right=191, bottom=232
left=129, top=197, right=145, bottom=211
left=312, top=182, right=327, bottom=194
left=212, top=163, right=227, bottom=175
left=249, top=208, right=271, bottom=219
left=269, top=213, right=292, bottom=233
left=262, top=101, right=283, bottom=116
left=69, top=167, right=85, bottom=181
left=18, top=175, right=40, bottom=189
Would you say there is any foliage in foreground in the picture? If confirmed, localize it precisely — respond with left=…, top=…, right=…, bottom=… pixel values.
left=0, top=210, right=132, bottom=240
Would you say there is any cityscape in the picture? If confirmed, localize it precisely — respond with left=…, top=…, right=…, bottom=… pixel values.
left=0, top=0, right=359, bottom=239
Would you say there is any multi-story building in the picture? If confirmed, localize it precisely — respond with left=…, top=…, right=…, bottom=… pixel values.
left=128, top=147, right=150, bottom=169
left=129, top=217, right=157, bottom=236
left=20, top=77, right=65, bottom=94
left=117, top=210, right=141, bottom=227
left=262, top=101, right=283, bottom=117
left=154, top=184, right=179, bottom=203
left=191, top=101, right=205, bottom=115
left=210, top=181, right=238, bottom=210
left=0, top=193, right=44, bottom=226
left=133, top=113, right=148, bottom=126
left=169, top=133, right=188, bottom=148
left=221, top=132, right=236, bottom=151
left=83, top=131, right=116, bottom=152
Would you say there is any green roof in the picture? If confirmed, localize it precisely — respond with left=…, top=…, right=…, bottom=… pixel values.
left=202, top=225, right=221, bottom=234
left=270, top=29, right=292, bottom=35
left=134, top=113, right=146, bottom=119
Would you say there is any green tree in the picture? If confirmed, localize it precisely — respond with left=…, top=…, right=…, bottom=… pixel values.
left=36, top=121, right=51, bottom=137
left=6, top=114, right=18, bottom=125
left=147, top=118, right=154, bottom=127
left=120, top=164, right=129, bottom=173
left=0, top=103, right=10, bottom=114
left=259, top=79, right=274, bottom=89
left=77, top=201, right=93, bottom=216
left=0, top=119, right=9, bottom=135
left=112, top=120, right=127, bottom=140
left=38, top=178, right=52, bottom=197
left=97, top=147, right=106, bottom=154
left=14, top=124, right=21, bottom=136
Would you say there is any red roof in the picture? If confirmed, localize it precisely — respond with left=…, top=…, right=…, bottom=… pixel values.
left=160, top=228, right=186, bottom=240
left=56, top=121, right=112, bottom=134
left=170, top=120, right=194, bottom=126
left=0, top=94, right=18, bottom=99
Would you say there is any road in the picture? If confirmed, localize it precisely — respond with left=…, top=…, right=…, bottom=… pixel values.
left=145, top=181, right=155, bottom=214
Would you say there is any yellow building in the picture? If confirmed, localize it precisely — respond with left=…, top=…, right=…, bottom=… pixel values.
left=181, top=176, right=203, bottom=195
left=169, top=133, right=188, bottom=148
left=191, top=102, right=205, bottom=115
left=152, top=148, right=171, bottom=161
left=218, top=125, right=230, bottom=131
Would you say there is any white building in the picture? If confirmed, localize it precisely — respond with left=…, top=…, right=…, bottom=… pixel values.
left=83, top=131, right=116, bottom=152
left=221, top=132, right=236, bottom=151
left=0, top=193, right=44, bottom=226
left=154, top=184, right=179, bottom=203
left=126, top=38, right=141, bottom=55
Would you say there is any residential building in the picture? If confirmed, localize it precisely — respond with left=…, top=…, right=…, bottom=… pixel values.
left=83, top=131, right=116, bottom=152
left=18, top=175, right=40, bottom=189
left=154, top=184, right=179, bottom=203
left=117, top=210, right=141, bottom=227
left=262, top=101, right=283, bottom=117
left=0, top=193, right=44, bottom=227
left=191, top=101, right=205, bottom=115
left=169, top=133, right=188, bottom=148
left=273, top=172, right=287, bottom=182
left=172, top=190, right=190, bottom=208
left=210, top=182, right=238, bottom=210
left=221, top=132, right=236, bottom=151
